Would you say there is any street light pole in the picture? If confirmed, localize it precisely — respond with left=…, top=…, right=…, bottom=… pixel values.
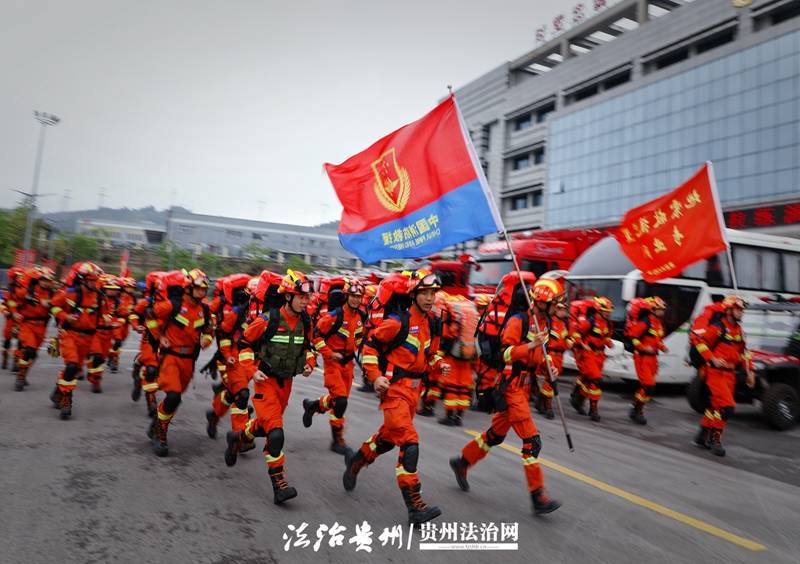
left=22, top=111, right=60, bottom=265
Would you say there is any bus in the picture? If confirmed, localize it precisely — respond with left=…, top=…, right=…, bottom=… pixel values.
left=469, top=228, right=608, bottom=294
left=564, top=229, right=800, bottom=384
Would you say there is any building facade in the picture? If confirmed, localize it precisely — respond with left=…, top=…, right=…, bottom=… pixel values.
left=456, top=0, right=800, bottom=237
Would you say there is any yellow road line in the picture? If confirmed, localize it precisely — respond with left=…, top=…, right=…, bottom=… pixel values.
left=463, top=429, right=766, bottom=552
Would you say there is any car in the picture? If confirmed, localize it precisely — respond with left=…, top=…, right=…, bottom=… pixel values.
left=686, top=300, right=800, bottom=430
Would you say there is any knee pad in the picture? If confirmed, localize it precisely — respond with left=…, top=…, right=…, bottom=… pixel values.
left=400, top=443, right=419, bottom=473
left=720, top=407, right=734, bottom=421
left=63, top=363, right=80, bottom=381
left=163, top=391, right=182, bottom=413
left=375, top=439, right=395, bottom=455
left=266, top=428, right=284, bottom=457
left=3, top=338, right=10, bottom=349
left=332, top=396, right=348, bottom=418
left=23, top=347, right=37, bottom=361
left=234, top=389, right=250, bottom=410
left=522, top=435, right=542, bottom=459
left=90, top=354, right=104, bottom=368
left=112, top=339, right=122, bottom=351
left=144, top=366, right=158, bottom=382
left=644, top=385, right=656, bottom=397
left=486, top=428, right=506, bottom=447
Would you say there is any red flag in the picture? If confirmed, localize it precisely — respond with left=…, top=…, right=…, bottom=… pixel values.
left=120, top=249, right=131, bottom=278
left=613, top=162, right=728, bottom=282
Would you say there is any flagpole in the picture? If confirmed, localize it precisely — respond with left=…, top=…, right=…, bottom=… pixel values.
left=452, top=94, right=573, bottom=451
left=706, top=161, right=739, bottom=290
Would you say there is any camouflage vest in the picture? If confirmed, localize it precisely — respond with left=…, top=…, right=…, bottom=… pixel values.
left=258, top=314, right=308, bottom=378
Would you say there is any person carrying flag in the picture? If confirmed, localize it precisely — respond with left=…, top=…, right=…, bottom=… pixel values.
left=449, top=276, right=562, bottom=516
left=302, top=278, right=367, bottom=456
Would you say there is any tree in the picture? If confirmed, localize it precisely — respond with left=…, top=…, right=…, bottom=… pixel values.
left=286, top=254, right=312, bottom=272
left=0, top=207, right=48, bottom=266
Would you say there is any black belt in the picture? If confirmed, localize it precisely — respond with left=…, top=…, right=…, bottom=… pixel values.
left=587, top=344, right=605, bottom=351
left=23, top=316, right=50, bottom=322
left=162, top=347, right=196, bottom=359
left=390, top=366, right=426, bottom=382
left=635, top=350, right=658, bottom=356
left=65, top=326, right=96, bottom=335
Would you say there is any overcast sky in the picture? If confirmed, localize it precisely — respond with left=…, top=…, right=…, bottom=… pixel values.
left=2, top=0, right=587, bottom=226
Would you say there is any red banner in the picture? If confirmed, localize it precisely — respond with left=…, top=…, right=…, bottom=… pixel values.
left=613, top=163, right=728, bottom=282
left=14, top=249, right=36, bottom=269
left=120, top=249, right=131, bottom=278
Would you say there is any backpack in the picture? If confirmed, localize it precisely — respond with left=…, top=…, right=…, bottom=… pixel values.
left=312, top=277, right=347, bottom=322
left=688, top=302, right=726, bottom=368
left=476, top=271, right=536, bottom=371
left=436, top=292, right=480, bottom=360
left=250, top=270, right=284, bottom=318
left=623, top=298, right=652, bottom=353
left=569, top=299, right=597, bottom=340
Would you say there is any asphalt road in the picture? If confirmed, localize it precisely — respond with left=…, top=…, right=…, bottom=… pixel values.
left=1, top=344, right=799, bottom=564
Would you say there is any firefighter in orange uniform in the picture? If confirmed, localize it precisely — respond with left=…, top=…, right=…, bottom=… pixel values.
left=86, top=274, right=122, bottom=393
left=2, top=266, right=25, bottom=371
left=692, top=296, right=754, bottom=457
left=206, top=273, right=254, bottom=445
left=628, top=297, right=668, bottom=425
left=49, top=262, right=104, bottom=419
left=108, top=276, right=136, bottom=373
left=342, top=271, right=447, bottom=525
left=302, top=279, right=366, bottom=455
left=13, top=267, right=56, bottom=390
left=223, top=270, right=316, bottom=505
left=436, top=293, right=479, bottom=427
left=570, top=296, right=614, bottom=421
left=129, top=271, right=165, bottom=417
left=148, top=269, right=214, bottom=456
left=534, top=279, right=572, bottom=420
left=450, top=275, right=562, bottom=516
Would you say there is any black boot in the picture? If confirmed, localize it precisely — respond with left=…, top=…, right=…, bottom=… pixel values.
left=50, top=386, right=62, bottom=408
left=401, top=484, right=442, bottom=525
left=224, top=431, right=243, bottom=467
left=454, top=411, right=464, bottom=427
left=302, top=398, right=318, bottom=428
left=570, top=390, right=586, bottom=415
left=11, top=356, right=19, bottom=373
left=449, top=456, right=469, bottom=492
left=531, top=488, right=561, bottom=515
left=150, top=417, right=169, bottom=457
left=59, top=391, right=73, bottom=420
left=206, top=409, right=219, bottom=439
left=343, top=449, right=367, bottom=492
left=357, top=378, right=373, bottom=393
left=709, top=428, right=726, bottom=457
left=239, top=438, right=256, bottom=454
left=417, top=402, right=435, bottom=417
left=109, top=356, right=118, bottom=374
left=589, top=400, right=601, bottom=422
left=629, top=402, right=647, bottom=425
left=438, top=410, right=457, bottom=426
left=269, top=467, right=298, bottom=505
left=14, top=368, right=27, bottom=392
left=1, top=349, right=8, bottom=370
left=145, top=392, right=158, bottom=418
left=330, top=425, right=351, bottom=456
left=693, top=426, right=711, bottom=449
left=131, top=372, right=142, bottom=402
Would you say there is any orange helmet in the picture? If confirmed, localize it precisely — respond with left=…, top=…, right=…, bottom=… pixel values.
left=647, top=296, right=667, bottom=310
left=98, top=274, right=121, bottom=291
left=278, top=269, right=312, bottom=295
left=530, top=277, right=565, bottom=303
left=187, top=268, right=210, bottom=289
left=722, top=295, right=747, bottom=310
left=594, top=296, right=614, bottom=313
left=408, top=269, right=441, bottom=293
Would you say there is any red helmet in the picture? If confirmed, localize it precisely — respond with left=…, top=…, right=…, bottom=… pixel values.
left=647, top=296, right=667, bottom=310
left=98, top=274, right=121, bottom=291
left=344, top=278, right=365, bottom=296
left=75, top=261, right=102, bottom=281
left=722, top=295, right=747, bottom=310
left=408, top=269, right=442, bottom=293
left=162, top=270, right=190, bottom=289
left=278, top=269, right=312, bottom=295
left=530, top=277, right=565, bottom=303
left=245, top=276, right=259, bottom=296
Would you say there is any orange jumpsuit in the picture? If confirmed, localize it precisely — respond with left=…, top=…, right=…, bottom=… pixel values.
left=461, top=312, right=549, bottom=493
left=537, top=316, right=572, bottom=411
left=130, top=297, right=163, bottom=413
left=108, top=292, right=134, bottom=370
left=439, top=317, right=476, bottom=420
left=629, top=313, right=667, bottom=404
left=50, top=285, right=102, bottom=398
left=311, top=305, right=365, bottom=434
left=694, top=317, right=751, bottom=431
left=153, top=295, right=213, bottom=429
left=572, top=312, right=612, bottom=405
left=210, top=304, right=251, bottom=433
left=2, top=284, right=20, bottom=369
left=14, top=282, right=53, bottom=383
left=88, top=299, right=118, bottom=388
left=352, top=306, right=443, bottom=492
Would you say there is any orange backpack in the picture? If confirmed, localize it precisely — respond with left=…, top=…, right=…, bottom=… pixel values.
left=437, top=293, right=480, bottom=360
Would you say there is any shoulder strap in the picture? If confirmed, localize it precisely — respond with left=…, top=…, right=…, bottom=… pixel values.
left=322, top=307, right=345, bottom=339
left=384, top=311, right=411, bottom=354
left=262, top=308, right=282, bottom=342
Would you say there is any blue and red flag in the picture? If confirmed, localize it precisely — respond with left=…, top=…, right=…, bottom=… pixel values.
left=325, top=95, right=501, bottom=263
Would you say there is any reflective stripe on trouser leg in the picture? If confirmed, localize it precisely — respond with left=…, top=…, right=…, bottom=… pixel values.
left=230, top=407, right=249, bottom=433
left=329, top=413, right=345, bottom=429
left=265, top=451, right=285, bottom=470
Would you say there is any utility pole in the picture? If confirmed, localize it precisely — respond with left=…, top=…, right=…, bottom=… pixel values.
left=22, top=111, right=60, bottom=266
